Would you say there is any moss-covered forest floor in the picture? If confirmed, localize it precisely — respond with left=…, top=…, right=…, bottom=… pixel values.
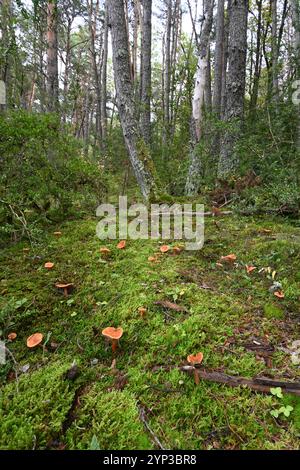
left=1, top=212, right=300, bottom=450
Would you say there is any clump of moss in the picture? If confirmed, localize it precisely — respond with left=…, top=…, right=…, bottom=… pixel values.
left=264, top=303, right=284, bottom=320
left=66, top=386, right=151, bottom=450
left=0, top=362, right=76, bottom=450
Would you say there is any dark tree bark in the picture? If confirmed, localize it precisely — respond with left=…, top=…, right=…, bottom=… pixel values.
left=140, top=0, right=152, bottom=145
left=108, top=0, right=158, bottom=200
left=218, top=0, right=248, bottom=178
left=46, top=0, right=59, bottom=112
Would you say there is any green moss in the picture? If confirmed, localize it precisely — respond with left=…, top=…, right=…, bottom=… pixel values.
left=0, top=362, right=76, bottom=449
left=66, top=387, right=151, bottom=450
left=1, top=213, right=300, bottom=449
left=264, top=303, right=284, bottom=320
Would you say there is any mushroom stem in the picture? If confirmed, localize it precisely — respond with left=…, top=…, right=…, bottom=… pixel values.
left=63, top=288, right=68, bottom=297
left=193, top=368, right=199, bottom=385
left=112, top=339, right=118, bottom=353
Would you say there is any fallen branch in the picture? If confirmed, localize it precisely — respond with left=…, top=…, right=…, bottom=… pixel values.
left=139, top=406, right=167, bottom=450
left=180, top=367, right=300, bottom=396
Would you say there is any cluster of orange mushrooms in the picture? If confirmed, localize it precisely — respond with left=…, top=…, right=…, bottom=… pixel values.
left=14, top=236, right=205, bottom=385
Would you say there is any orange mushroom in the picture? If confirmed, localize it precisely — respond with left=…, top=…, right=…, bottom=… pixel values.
left=100, top=247, right=111, bottom=257
left=55, top=282, right=74, bottom=297
left=45, top=262, right=54, bottom=270
left=246, top=265, right=256, bottom=274
left=173, top=246, right=183, bottom=255
left=138, top=307, right=147, bottom=319
left=8, top=332, right=17, bottom=341
left=102, top=327, right=123, bottom=353
left=26, top=333, right=44, bottom=349
left=148, top=256, right=157, bottom=263
left=274, top=291, right=284, bottom=299
left=117, top=240, right=126, bottom=250
left=160, top=245, right=170, bottom=253
left=220, top=254, right=237, bottom=263
left=187, top=352, right=204, bottom=385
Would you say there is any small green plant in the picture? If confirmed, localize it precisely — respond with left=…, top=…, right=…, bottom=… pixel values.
left=270, top=388, right=294, bottom=419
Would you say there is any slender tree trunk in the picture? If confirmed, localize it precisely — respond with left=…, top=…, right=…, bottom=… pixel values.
left=250, top=0, right=262, bottom=112
left=46, top=0, right=59, bottom=112
left=87, top=0, right=103, bottom=145
left=213, top=0, right=225, bottom=117
left=140, top=0, right=152, bottom=145
left=221, top=0, right=231, bottom=118
left=271, top=0, right=279, bottom=103
left=163, top=0, right=172, bottom=144
left=185, top=0, right=214, bottom=196
left=218, top=0, right=248, bottom=178
left=101, top=0, right=109, bottom=147
left=108, top=0, right=158, bottom=200
left=291, top=0, right=300, bottom=150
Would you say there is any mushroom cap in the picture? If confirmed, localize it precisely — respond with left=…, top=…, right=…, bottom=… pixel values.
left=55, top=282, right=74, bottom=289
left=53, top=231, right=62, bottom=236
left=45, top=262, right=55, bottom=269
left=274, top=291, right=284, bottom=299
left=220, top=253, right=237, bottom=262
left=100, top=247, right=111, bottom=254
left=27, top=333, right=43, bottom=348
left=8, top=332, right=17, bottom=341
left=102, top=327, right=123, bottom=341
left=138, top=307, right=147, bottom=315
left=160, top=245, right=170, bottom=253
left=246, top=265, right=256, bottom=274
left=187, top=352, right=204, bottom=365
left=148, top=256, right=157, bottom=262
left=117, top=240, right=126, bottom=249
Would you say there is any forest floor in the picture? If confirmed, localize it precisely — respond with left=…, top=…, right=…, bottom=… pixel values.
left=1, top=212, right=300, bottom=450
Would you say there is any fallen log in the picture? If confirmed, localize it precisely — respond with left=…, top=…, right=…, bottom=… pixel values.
left=180, top=366, right=300, bottom=396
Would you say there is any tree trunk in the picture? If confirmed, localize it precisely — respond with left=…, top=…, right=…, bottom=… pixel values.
left=271, top=0, right=279, bottom=103
left=213, top=0, right=225, bottom=117
left=108, top=0, right=158, bottom=200
left=46, top=0, right=59, bottom=113
left=101, top=0, right=109, bottom=147
left=250, top=0, right=262, bottom=112
left=163, top=0, right=172, bottom=145
left=185, top=0, right=214, bottom=196
left=291, top=0, right=300, bottom=151
left=140, top=0, right=152, bottom=145
left=218, top=0, right=248, bottom=178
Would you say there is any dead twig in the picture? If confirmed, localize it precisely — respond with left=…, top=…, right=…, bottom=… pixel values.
left=139, top=406, right=167, bottom=450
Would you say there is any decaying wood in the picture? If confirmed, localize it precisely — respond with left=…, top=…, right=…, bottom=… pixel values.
left=180, top=366, right=300, bottom=396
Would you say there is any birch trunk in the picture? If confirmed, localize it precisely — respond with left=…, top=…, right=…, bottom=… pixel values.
left=108, top=0, right=158, bottom=200
left=185, top=0, right=214, bottom=196
left=218, top=0, right=248, bottom=178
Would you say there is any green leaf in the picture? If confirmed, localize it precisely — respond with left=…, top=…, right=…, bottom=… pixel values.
left=270, top=410, right=280, bottom=418
left=270, top=387, right=283, bottom=398
left=89, top=435, right=101, bottom=450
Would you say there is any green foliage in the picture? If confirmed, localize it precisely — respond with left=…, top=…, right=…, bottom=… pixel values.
left=0, top=111, right=106, bottom=244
